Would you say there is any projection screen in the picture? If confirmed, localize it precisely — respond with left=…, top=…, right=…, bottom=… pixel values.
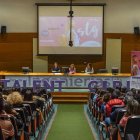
left=37, top=3, right=105, bottom=55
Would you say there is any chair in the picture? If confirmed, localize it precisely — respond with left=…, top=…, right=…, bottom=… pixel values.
left=109, top=109, right=127, bottom=140
left=111, top=105, right=125, bottom=112
left=23, top=101, right=37, bottom=136
left=99, top=106, right=126, bottom=140
left=118, top=116, right=140, bottom=140
left=14, top=107, right=32, bottom=139
left=115, top=109, right=127, bottom=124
left=110, top=105, right=126, bottom=123
left=9, top=115, right=24, bottom=140
left=126, top=134, right=135, bottom=140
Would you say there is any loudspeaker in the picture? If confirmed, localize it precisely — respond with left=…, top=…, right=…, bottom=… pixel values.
left=1, top=26, right=7, bottom=34
left=134, top=27, right=139, bottom=35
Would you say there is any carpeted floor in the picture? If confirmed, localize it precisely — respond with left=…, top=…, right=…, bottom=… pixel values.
left=46, top=104, right=94, bottom=140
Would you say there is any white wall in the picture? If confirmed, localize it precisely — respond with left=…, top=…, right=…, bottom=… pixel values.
left=106, top=39, right=122, bottom=72
left=0, top=0, right=140, bottom=33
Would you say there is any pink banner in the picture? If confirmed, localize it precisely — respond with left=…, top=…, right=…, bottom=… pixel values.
left=131, top=51, right=140, bottom=76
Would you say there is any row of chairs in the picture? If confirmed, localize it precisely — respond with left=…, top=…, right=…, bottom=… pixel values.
left=0, top=92, right=54, bottom=140
left=87, top=92, right=140, bottom=140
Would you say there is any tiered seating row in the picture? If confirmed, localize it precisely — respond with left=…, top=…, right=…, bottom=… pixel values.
left=87, top=90, right=140, bottom=140
left=0, top=89, right=54, bottom=140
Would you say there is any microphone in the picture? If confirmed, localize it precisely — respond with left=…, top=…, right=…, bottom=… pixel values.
left=68, top=10, right=74, bottom=17
left=69, top=40, right=73, bottom=47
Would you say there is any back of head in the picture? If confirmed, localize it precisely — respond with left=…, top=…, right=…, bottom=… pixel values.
left=124, top=95, right=134, bottom=104
left=24, top=89, right=33, bottom=101
left=7, top=91, right=23, bottom=105
left=115, top=86, right=121, bottom=91
left=103, top=93, right=111, bottom=103
left=131, top=88, right=137, bottom=95
left=121, top=86, right=127, bottom=93
left=4, top=101, right=13, bottom=114
left=127, top=99, right=140, bottom=115
left=0, top=94, right=4, bottom=113
left=107, top=87, right=114, bottom=94
left=12, top=87, right=21, bottom=92
left=111, top=89, right=121, bottom=99
left=126, top=91, right=134, bottom=96
left=99, top=90, right=106, bottom=97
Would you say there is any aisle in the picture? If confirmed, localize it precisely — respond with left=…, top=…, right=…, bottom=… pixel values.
left=46, top=104, right=94, bottom=140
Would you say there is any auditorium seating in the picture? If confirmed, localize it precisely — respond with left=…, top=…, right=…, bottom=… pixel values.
left=0, top=88, right=54, bottom=140
left=87, top=87, right=140, bottom=140
left=118, top=116, right=140, bottom=140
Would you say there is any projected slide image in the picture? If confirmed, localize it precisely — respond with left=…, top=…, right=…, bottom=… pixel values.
left=72, top=17, right=102, bottom=47
left=39, top=16, right=102, bottom=47
left=39, top=17, right=68, bottom=47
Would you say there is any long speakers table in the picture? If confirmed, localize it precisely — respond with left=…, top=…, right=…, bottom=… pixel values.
left=0, top=72, right=131, bottom=92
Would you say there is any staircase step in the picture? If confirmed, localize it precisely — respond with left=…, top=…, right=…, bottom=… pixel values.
left=53, top=95, right=88, bottom=98
left=52, top=92, right=89, bottom=103
left=53, top=99, right=87, bottom=103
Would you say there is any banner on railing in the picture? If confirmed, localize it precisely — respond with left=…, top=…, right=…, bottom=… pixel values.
left=131, top=51, right=140, bottom=76
left=130, top=76, right=140, bottom=89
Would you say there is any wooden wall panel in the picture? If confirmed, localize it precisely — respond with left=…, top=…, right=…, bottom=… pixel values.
left=105, top=33, right=140, bottom=73
left=0, top=33, right=37, bottom=71
left=0, top=33, right=140, bottom=73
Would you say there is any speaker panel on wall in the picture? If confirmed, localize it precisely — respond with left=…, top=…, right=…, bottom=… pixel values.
left=1, top=26, right=7, bottom=34
left=134, top=26, right=139, bottom=35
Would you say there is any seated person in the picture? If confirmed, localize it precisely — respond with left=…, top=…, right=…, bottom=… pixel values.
left=4, top=101, right=23, bottom=130
left=51, top=62, right=61, bottom=73
left=6, top=91, right=23, bottom=108
left=104, top=90, right=125, bottom=126
left=69, top=64, right=76, bottom=74
left=0, top=95, right=14, bottom=140
left=85, top=63, right=94, bottom=73
left=119, top=99, right=140, bottom=129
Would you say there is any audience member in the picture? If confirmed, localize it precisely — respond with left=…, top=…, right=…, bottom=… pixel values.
left=119, top=99, right=140, bottom=129
left=4, top=101, right=23, bottom=130
left=0, top=95, right=14, bottom=140
left=104, top=90, right=125, bottom=126
left=6, top=91, right=23, bottom=107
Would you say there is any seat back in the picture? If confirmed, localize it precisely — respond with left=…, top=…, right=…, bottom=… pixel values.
left=124, top=116, right=140, bottom=140
left=116, top=109, right=127, bottom=124
left=111, top=105, right=125, bottom=112
left=9, top=115, right=18, bottom=135
left=14, top=108, right=26, bottom=124
left=23, top=104, right=32, bottom=116
left=23, top=101, right=37, bottom=112
left=126, top=134, right=135, bottom=140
